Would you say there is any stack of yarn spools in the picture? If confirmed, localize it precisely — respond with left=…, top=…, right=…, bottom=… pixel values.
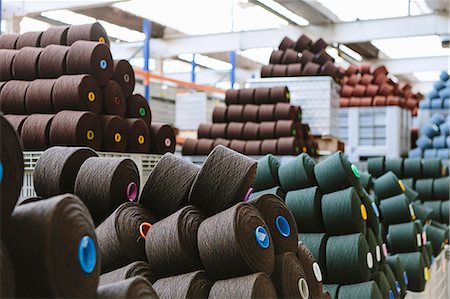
left=260, top=34, right=341, bottom=80
left=182, top=86, right=319, bottom=156
left=339, top=63, right=423, bottom=116
left=410, top=113, right=450, bottom=159
left=0, top=23, right=175, bottom=154
left=419, top=71, right=450, bottom=109
left=251, top=151, right=397, bottom=299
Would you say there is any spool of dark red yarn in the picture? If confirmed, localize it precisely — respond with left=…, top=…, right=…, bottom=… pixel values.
left=11, top=47, right=42, bottom=80
left=287, top=63, right=302, bottom=77
left=34, top=146, right=97, bottom=197
left=272, top=64, right=288, bottom=77
left=145, top=205, right=204, bottom=278
left=153, top=270, right=212, bottom=299
left=101, top=80, right=126, bottom=117
left=74, top=157, right=140, bottom=225
left=0, top=49, right=18, bottom=80
left=21, top=114, right=54, bottom=150
left=0, top=34, right=19, bottom=49
left=67, top=22, right=110, bottom=46
left=245, top=140, right=261, bottom=155
left=321, top=62, right=340, bottom=78
left=227, top=105, right=244, bottom=122
left=239, top=88, right=255, bottom=104
left=25, top=79, right=56, bottom=113
left=210, top=123, right=227, bottom=139
left=197, top=203, right=275, bottom=279
left=100, top=115, right=128, bottom=152
left=270, top=50, right=284, bottom=64
left=279, top=37, right=296, bottom=50
left=4, top=115, right=28, bottom=135
left=209, top=272, right=277, bottom=299
left=341, top=85, right=354, bottom=97
left=242, top=122, right=259, bottom=140
left=1, top=240, right=15, bottom=298
left=295, top=34, right=312, bottom=51
left=38, top=45, right=70, bottom=79
left=197, top=123, right=212, bottom=139
left=274, top=103, right=297, bottom=120
left=353, top=85, right=366, bottom=97
left=9, top=194, right=99, bottom=298
left=112, top=60, right=135, bottom=98
left=249, top=194, right=298, bottom=254
left=242, top=104, right=259, bottom=122
left=212, top=106, right=227, bottom=123
left=196, top=139, right=214, bottom=155
left=259, top=104, right=275, bottom=121
left=100, top=261, right=155, bottom=285
left=229, top=140, right=246, bottom=154
left=40, top=26, right=69, bottom=47
left=303, top=62, right=321, bottom=75
left=126, top=94, right=151, bottom=123
left=97, top=277, right=158, bottom=299
left=255, top=87, right=271, bottom=104
left=96, top=202, right=156, bottom=273
left=213, top=138, right=231, bottom=148
left=227, top=122, right=244, bottom=139
left=259, top=121, right=276, bottom=139
left=188, top=145, right=257, bottom=215
left=311, top=38, right=328, bottom=54
left=52, top=75, right=102, bottom=114
left=225, top=89, right=239, bottom=105
left=314, top=51, right=333, bottom=66
left=15, top=31, right=43, bottom=49
left=270, top=86, right=290, bottom=103
left=282, top=49, right=300, bottom=64
left=261, top=139, right=278, bottom=154
left=149, top=123, right=176, bottom=154
left=49, top=110, right=103, bottom=150
left=125, top=118, right=150, bottom=153
left=261, top=65, right=274, bottom=78
left=0, top=80, right=30, bottom=114
left=275, top=120, right=297, bottom=137
left=140, top=153, right=200, bottom=220
left=182, top=138, right=197, bottom=155
left=278, top=137, right=300, bottom=155
left=297, top=241, right=324, bottom=298
left=66, top=40, right=113, bottom=86
left=272, top=252, right=310, bottom=299
left=300, top=50, right=315, bottom=65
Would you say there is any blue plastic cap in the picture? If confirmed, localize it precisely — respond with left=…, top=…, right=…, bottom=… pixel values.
left=99, top=59, right=108, bottom=70
left=275, top=216, right=291, bottom=237
left=403, top=271, right=408, bottom=285
left=0, top=161, right=3, bottom=183
left=395, top=281, right=401, bottom=294
left=388, top=290, right=394, bottom=299
left=255, top=226, right=269, bottom=249
left=78, top=236, right=96, bottom=273
left=371, top=202, right=380, bottom=218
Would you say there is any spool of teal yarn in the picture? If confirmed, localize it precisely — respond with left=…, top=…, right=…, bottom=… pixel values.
left=298, top=233, right=328, bottom=280
left=321, top=187, right=366, bottom=236
left=371, top=271, right=393, bottom=299
left=433, top=177, right=450, bottom=201
left=285, top=186, right=325, bottom=232
left=337, top=281, right=382, bottom=299
left=420, top=245, right=431, bottom=267
left=379, top=194, right=414, bottom=225
left=424, top=224, right=447, bottom=256
left=401, top=178, right=414, bottom=189
left=414, top=219, right=424, bottom=237
left=314, top=151, right=362, bottom=194
left=325, top=233, right=372, bottom=284
left=403, top=158, right=422, bottom=179
left=412, top=202, right=433, bottom=223
left=379, top=263, right=400, bottom=299
left=387, top=222, right=420, bottom=253
left=247, top=186, right=285, bottom=202
left=366, top=229, right=381, bottom=270
left=253, top=154, right=280, bottom=192
left=422, top=159, right=443, bottom=178
left=368, top=157, right=385, bottom=178
left=430, top=220, right=449, bottom=232
left=396, top=252, right=427, bottom=292
left=361, top=190, right=380, bottom=235
left=404, top=185, right=418, bottom=202
left=422, top=201, right=442, bottom=222
left=415, top=179, right=434, bottom=200
left=385, top=255, right=407, bottom=298
left=440, top=201, right=449, bottom=224
left=384, top=159, right=403, bottom=178
left=278, top=153, right=316, bottom=192
left=359, top=173, right=374, bottom=192
left=424, top=242, right=433, bottom=261
left=373, top=172, right=404, bottom=201
left=323, top=284, right=339, bottom=299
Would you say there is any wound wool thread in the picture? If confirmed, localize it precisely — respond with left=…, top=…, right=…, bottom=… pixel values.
left=25, top=79, right=56, bottom=113
left=254, top=154, right=280, bottom=192
left=271, top=252, right=310, bottom=299
left=102, top=80, right=126, bottom=117
left=126, top=94, right=151, bottom=125
left=149, top=123, right=176, bottom=154
left=125, top=118, right=150, bottom=153
left=286, top=186, right=325, bottom=233
left=21, top=114, right=55, bottom=150
left=0, top=240, right=15, bottom=298
left=38, top=45, right=70, bottom=78
left=112, top=59, right=135, bottom=98
left=66, top=22, right=110, bottom=46
left=153, top=270, right=212, bottom=299
left=100, top=261, right=155, bottom=285
left=100, top=115, right=128, bottom=152
left=97, top=277, right=158, bottom=299
left=4, top=114, right=28, bottom=135
left=278, top=153, right=317, bottom=191
left=296, top=241, right=324, bottom=299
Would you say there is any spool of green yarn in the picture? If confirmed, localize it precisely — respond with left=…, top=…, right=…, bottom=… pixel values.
left=248, top=186, right=285, bottom=202
left=379, top=194, right=414, bottom=225
left=411, top=202, right=433, bottom=223
left=404, top=185, right=418, bottom=202
left=414, top=219, right=424, bottom=236
left=424, top=224, right=447, bottom=256
left=403, top=158, right=422, bottom=179
left=321, top=187, right=366, bottom=236
left=278, top=153, right=316, bottom=192
left=337, top=281, right=382, bottom=299
left=373, top=172, right=404, bottom=201
left=420, top=245, right=431, bottom=267
left=253, top=154, right=280, bottom=192
left=359, top=173, right=374, bottom=192
left=285, top=186, right=325, bottom=232
left=384, top=159, right=403, bottom=179
left=415, top=179, right=434, bottom=201
left=371, top=271, right=393, bottom=299
left=422, top=201, right=442, bottom=222
left=366, top=229, right=381, bottom=270
left=361, top=190, right=380, bottom=235
left=430, top=220, right=449, bottom=232
left=387, top=222, right=420, bottom=253
left=422, top=159, right=443, bottom=178
left=396, top=252, right=427, bottom=292
left=323, top=284, right=339, bottom=299
left=379, top=263, right=400, bottom=299
left=325, top=233, right=372, bottom=284
left=433, top=177, right=450, bottom=201
left=440, top=201, right=449, bottom=224
left=368, top=157, right=385, bottom=178
left=298, top=233, right=328, bottom=280
left=385, top=255, right=407, bottom=298
left=424, top=242, right=433, bottom=261
left=314, top=151, right=362, bottom=195
left=401, top=178, right=414, bottom=189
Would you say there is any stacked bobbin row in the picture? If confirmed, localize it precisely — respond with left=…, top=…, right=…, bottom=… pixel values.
left=0, top=23, right=175, bottom=155
left=409, top=113, right=450, bottom=159
left=251, top=151, right=403, bottom=299
left=260, top=35, right=342, bottom=80
left=419, top=71, right=450, bottom=109
left=339, top=63, right=423, bottom=116
left=182, top=86, right=318, bottom=156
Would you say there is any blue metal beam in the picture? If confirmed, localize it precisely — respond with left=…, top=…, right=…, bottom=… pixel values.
left=191, top=53, right=196, bottom=83
left=0, top=0, right=3, bottom=35
left=142, top=19, right=151, bottom=101
left=229, top=51, right=236, bottom=88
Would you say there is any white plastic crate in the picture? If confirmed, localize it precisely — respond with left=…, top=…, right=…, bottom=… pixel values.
left=339, top=106, right=411, bottom=162
left=20, top=151, right=162, bottom=198
left=246, top=77, right=340, bottom=137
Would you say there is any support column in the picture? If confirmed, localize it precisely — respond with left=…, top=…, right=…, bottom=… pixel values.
left=142, top=19, right=151, bottom=101
left=229, top=51, right=236, bottom=89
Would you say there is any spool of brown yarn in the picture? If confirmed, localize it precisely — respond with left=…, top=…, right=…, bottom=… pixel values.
left=303, top=62, right=321, bottom=75
left=282, top=49, right=300, bottom=64
left=366, top=84, right=379, bottom=97
left=197, top=203, right=275, bottom=278
left=182, top=138, right=197, bottom=155
left=314, top=51, right=334, bottom=66
left=149, top=123, right=176, bottom=154
left=387, top=96, right=400, bottom=106
left=0, top=240, right=15, bottom=298
left=97, top=277, right=158, bottom=299
left=272, top=252, right=310, bottom=299
left=66, top=40, right=113, bottom=86
left=261, top=139, right=278, bottom=155
left=16, top=31, right=43, bottom=49
left=275, top=120, right=297, bottom=138
left=359, top=62, right=371, bottom=74
left=320, top=62, right=340, bottom=78
left=242, top=104, right=259, bottom=122
left=124, top=118, right=150, bottom=153
left=297, top=242, right=324, bottom=298
left=52, top=74, right=102, bottom=114
left=100, top=261, right=155, bottom=285
left=0, top=49, right=18, bottom=80
left=0, top=80, right=30, bottom=114
left=12, top=47, right=42, bottom=80
left=340, top=97, right=350, bottom=107
left=40, top=26, right=69, bottom=47
left=38, top=45, right=70, bottom=78
left=49, top=110, right=102, bottom=150
left=360, top=74, right=374, bottom=85
left=125, top=94, right=151, bottom=124
left=300, top=50, right=315, bottom=65
left=153, top=270, right=212, bottom=299
left=96, top=202, right=156, bottom=273
left=242, top=122, right=259, bottom=140
left=261, top=65, right=274, bottom=78
left=278, top=137, right=300, bottom=155
left=311, top=38, right=328, bottom=54
left=239, top=88, right=256, bottom=105
left=210, top=123, right=228, bottom=139
left=145, top=205, right=204, bottom=278
left=274, top=103, right=297, bottom=120
left=25, top=79, right=56, bottom=113
left=112, top=60, right=135, bottom=98
left=212, top=106, right=227, bottom=123
left=75, top=157, right=140, bottom=225
left=225, top=89, right=240, bottom=105
left=140, top=153, right=200, bottom=219
left=259, top=104, right=275, bottom=121
left=226, top=105, right=243, bottom=123
left=360, top=97, right=373, bottom=106
left=21, top=114, right=54, bottom=150
left=255, top=87, right=271, bottom=104
left=379, top=84, right=394, bottom=96
left=189, top=145, right=257, bottom=215
left=227, top=122, right=244, bottom=139
left=270, top=50, right=284, bottom=64
left=198, top=123, right=212, bottom=139
left=347, top=74, right=360, bottom=86
left=287, top=63, right=302, bottom=77
left=272, top=64, right=288, bottom=77
left=295, top=34, right=312, bottom=52
left=102, top=80, right=126, bottom=117
left=100, top=115, right=128, bottom=152
left=67, top=22, right=110, bottom=46
left=209, top=272, right=277, bottom=299
left=348, top=97, right=361, bottom=107
left=229, top=140, right=246, bottom=154
left=279, top=37, right=296, bottom=50
left=213, top=138, right=231, bottom=148
left=245, top=140, right=262, bottom=155
left=373, top=96, right=387, bottom=106
left=4, top=115, right=28, bottom=135
left=260, top=121, right=277, bottom=139
left=352, top=85, right=366, bottom=97
left=0, top=34, right=19, bottom=49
